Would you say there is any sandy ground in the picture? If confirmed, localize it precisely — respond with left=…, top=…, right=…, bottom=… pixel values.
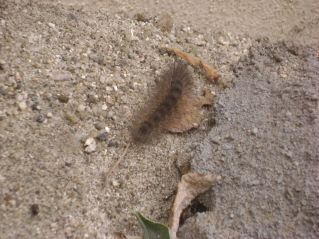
left=41, top=0, right=319, bottom=46
left=0, top=0, right=318, bottom=238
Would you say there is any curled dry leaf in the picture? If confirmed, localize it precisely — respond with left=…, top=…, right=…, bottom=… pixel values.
left=199, top=89, right=215, bottom=106
left=161, top=46, right=221, bottom=82
left=163, top=89, right=215, bottom=133
left=168, top=173, right=221, bottom=239
left=200, top=61, right=221, bottom=83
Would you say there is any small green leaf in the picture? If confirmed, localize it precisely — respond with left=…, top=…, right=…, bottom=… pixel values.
left=131, top=210, right=173, bottom=239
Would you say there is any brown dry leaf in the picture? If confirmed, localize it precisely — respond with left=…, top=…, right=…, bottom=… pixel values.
left=161, top=46, right=221, bottom=82
left=163, top=89, right=215, bottom=133
left=162, top=46, right=201, bottom=65
left=168, top=173, right=221, bottom=239
left=199, top=89, right=215, bottom=106
left=200, top=61, right=221, bottom=82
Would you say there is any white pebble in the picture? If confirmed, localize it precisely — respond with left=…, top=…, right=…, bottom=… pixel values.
left=46, top=112, right=53, bottom=118
left=50, top=223, right=57, bottom=230
left=48, top=22, right=55, bottom=28
left=100, top=75, right=106, bottom=83
left=105, top=126, right=110, bottom=133
left=85, top=144, right=96, bottom=153
left=112, top=180, right=120, bottom=186
left=77, top=104, right=85, bottom=112
left=8, top=200, right=16, bottom=207
left=108, top=111, right=115, bottom=118
left=102, top=104, right=108, bottom=110
left=84, top=137, right=95, bottom=146
left=15, top=72, right=21, bottom=81
left=286, top=151, right=293, bottom=158
left=15, top=94, right=24, bottom=102
left=18, top=101, right=27, bottom=111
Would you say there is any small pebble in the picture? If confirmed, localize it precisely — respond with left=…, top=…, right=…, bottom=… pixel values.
left=80, top=135, right=90, bottom=144
left=107, top=111, right=115, bottom=118
left=67, top=13, right=77, bottom=21
left=84, top=137, right=95, bottom=146
left=112, top=180, right=120, bottom=187
left=84, top=138, right=97, bottom=153
left=252, top=127, right=258, bottom=135
left=99, top=75, right=106, bottom=83
left=58, top=94, right=69, bottom=103
left=102, top=104, right=107, bottom=110
left=37, top=114, right=46, bottom=123
left=134, top=12, right=147, bottom=22
left=6, top=107, right=15, bottom=116
left=50, top=223, right=57, bottom=230
left=85, top=144, right=96, bottom=153
left=46, top=112, right=53, bottom=118
left=217, top=36, right=229, bottom=45
left=105, top=126, right=110, bottom=133
left=48, top=22, right=55, bottom=28
left=286, top=111, right=292, bottom=117
left=15, top=94, right=24, bottom=101
left=15, top=72, right=21, bottom=81
left=104, top=78, right=114, bottom=85
left=194, top=39, right=207, bottom=46
left=52, top=74, right=71, bottom=81
left=0, top=88, right=6, bottom=95
left=251, top=180, right=260, bottom=186
left=77, top=104, right=85, bottom=112
left=158, top=48, right=167, bottom=55
left=286, top=151, right=293, bottom=158
left=31, top=204, right=39, bottom=215
left=8, top=199, right=16, bottom=207
left=31, top=103, right=41, bottom=111
left=96, top=133, right=108, bottom=141
left=18, top=101, right=27, bottom=111
left=94, top=123, right=103, bottom=130
left=87, top=95, right=98, bottom=104
left=156, top=13, right=173, bottom=32
left=105, top=86, right=112, bottom=92
left=108, top=141, right=118, bottom=147
left=66, top=113, right=80, bottom=124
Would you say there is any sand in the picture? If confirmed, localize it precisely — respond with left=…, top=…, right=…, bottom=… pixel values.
left=0, top=1, right=318, bottom=238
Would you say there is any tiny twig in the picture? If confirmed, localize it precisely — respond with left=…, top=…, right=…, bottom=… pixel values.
left=103, top=139, right=132, bottom=187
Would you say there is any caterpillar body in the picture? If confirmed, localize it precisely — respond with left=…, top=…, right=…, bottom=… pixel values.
left=132, top=61, right=194, bottom=143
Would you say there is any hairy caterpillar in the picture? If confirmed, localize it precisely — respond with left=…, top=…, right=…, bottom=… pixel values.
left=132, top=61, right=194, bottom=143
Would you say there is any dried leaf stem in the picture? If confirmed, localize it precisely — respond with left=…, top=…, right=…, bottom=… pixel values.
left=103, top=139, right=132, bottom=186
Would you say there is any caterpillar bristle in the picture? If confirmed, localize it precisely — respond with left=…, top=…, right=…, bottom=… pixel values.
left=131, top=61, right=194, bottom=143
